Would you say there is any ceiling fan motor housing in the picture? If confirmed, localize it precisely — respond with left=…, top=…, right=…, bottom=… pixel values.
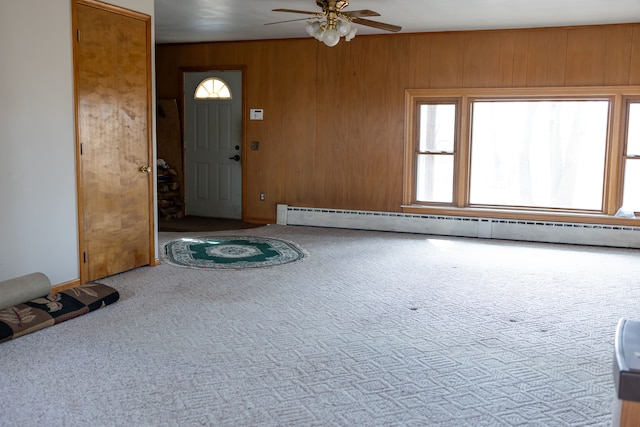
left=317, top=1, right=350, bottom=12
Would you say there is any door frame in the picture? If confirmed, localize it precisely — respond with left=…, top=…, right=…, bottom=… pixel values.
left=179, top=66, right=247, bottom=220
left=72, top=0, right=156, bottom=284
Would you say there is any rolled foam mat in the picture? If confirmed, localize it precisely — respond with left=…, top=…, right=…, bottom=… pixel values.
left=0, top=272, right=51, bottom=311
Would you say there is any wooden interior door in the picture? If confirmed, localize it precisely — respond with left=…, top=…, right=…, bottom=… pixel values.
left=75, top=1, right=153, bottom=282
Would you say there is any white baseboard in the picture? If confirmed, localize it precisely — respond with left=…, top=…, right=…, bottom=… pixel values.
left=276, top=204, right=640, bottom=249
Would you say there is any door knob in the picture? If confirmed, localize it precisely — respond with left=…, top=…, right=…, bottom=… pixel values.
left=139, top=165, right=151, bottom=174
left=228, top=154, right=241, bottom=161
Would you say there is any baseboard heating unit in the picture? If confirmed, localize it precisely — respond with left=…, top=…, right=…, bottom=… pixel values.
left=276, top=205, right=640, bottom=249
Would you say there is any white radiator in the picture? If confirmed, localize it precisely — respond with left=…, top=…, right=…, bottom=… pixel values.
left=276, top=205, right=640, bottom=249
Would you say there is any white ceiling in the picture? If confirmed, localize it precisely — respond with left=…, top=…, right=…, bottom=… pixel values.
left=154, top=0, right=640, bottom=44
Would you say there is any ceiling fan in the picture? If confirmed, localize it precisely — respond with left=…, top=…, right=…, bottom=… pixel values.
left=267, top=0, right=402, bottom=47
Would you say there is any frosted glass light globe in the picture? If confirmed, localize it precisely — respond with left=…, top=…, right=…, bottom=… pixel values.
left=305, top=22, right=315, bottom=36
left=323, top=28, right=340, bottom=47
left=345, top=27, right=357, bottom=42
left=337, top=20, right=351, bottom=36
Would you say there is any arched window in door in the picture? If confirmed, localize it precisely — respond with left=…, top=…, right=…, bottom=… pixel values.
left=194, top=77, right=232, bottom=100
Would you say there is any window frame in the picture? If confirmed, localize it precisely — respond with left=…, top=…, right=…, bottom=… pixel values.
left=622, top=97, right=640, bottom=212
left=467, top=96, right=613, bottom=213
left=403, top=86, right=640, bottom=225
left=412, top=98, right=461, bottom=206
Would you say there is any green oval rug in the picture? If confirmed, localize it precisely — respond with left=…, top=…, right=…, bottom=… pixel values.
left=163, top=236, right=306, bottom=269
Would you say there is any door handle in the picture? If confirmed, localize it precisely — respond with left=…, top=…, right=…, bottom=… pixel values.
left=228, top=154, right=241, bottom=161
left=139, top=165, right=151, bottom=174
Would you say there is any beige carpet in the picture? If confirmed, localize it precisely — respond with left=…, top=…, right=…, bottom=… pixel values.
left=1, top=225, right=638, bottom=426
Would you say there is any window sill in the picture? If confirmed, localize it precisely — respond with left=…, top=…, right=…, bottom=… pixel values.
left=401, top=205, right=640, bottom=227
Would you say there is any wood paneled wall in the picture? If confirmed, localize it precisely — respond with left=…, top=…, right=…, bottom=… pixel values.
left=155, top=23, right=640, bottom=223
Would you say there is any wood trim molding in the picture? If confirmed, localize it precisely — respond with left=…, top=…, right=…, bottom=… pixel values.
left=144, top=10, right=156, bottom=271
left=71, top=0, right=84, bottom=282
left=406, top=86, right=640, bottom=99
left=402, top=90, right=415, bottom=205
left=75, top=0, right=149, bottom=21
left=52, top=279, right=82, bottom=293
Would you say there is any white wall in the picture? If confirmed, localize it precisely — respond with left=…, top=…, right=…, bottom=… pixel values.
left=0, top=0, right=155, bottom=286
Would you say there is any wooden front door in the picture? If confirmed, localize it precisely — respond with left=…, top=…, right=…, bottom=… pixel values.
left=74, top=1, right=154, bottom=282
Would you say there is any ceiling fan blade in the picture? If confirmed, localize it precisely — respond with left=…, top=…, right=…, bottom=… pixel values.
left=341, top=9, right=381, bottom=18
left=351, top=17, right=402, bottom=33
left=265, top=17, right=313, bottom=26
left=272, top=8, right=321, bottom=16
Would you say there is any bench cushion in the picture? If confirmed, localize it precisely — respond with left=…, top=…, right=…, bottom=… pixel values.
left=0, top=283, right=119, bottom=343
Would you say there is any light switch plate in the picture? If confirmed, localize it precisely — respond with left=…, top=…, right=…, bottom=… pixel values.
left=250, top=109, right=264, bottom=120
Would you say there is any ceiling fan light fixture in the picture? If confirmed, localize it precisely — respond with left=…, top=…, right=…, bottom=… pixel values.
left=305, top=17, right=354, bottom=47
left=270, top=2, right=401, bottom=48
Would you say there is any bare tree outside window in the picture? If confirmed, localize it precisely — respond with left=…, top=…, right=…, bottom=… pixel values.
left=469, top=100, right=609, bottom=211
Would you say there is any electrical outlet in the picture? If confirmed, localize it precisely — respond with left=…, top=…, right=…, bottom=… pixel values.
left=260, top=192, right=266, bottom=201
